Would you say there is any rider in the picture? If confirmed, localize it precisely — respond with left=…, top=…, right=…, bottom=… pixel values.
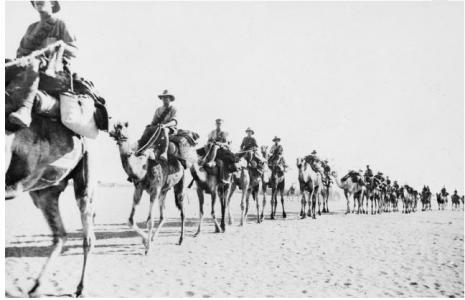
left=441, top=186, right=448, bottom=196
left=201, top=118, right=231, bottom=183
left=136, top=90, right=177, bottom=162
left=308, top=150, right=325, bottom=178
left=364, top=165, right=373, bottom=184
left=269, top=136, right=287, bottom=171
left=321, top=159, right=333, bottom=185
left=8, top=0, right=78, bottom=128
left=239, top=127, right=265, bottom=172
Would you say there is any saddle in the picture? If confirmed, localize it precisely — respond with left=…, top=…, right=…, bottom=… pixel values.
left=342, top=170, right=363, bottom=184
left=197, top=147, right=237, bottom=174
left=171, top=129, right=199, bottom=147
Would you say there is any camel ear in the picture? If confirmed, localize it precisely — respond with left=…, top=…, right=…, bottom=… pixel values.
left=124, top=122, right=129, bottom=127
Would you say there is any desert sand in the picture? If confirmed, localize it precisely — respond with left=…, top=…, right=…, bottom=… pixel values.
left=5, top=185, right=464, bottom=297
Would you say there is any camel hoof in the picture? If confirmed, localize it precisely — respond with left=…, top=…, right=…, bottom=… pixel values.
left=178, top=237, right=183, bottom=246
left=193, top=231, right=200, bottom=238
left=312, top=215, right=316, bottom=220
left=282, top=212, right=287, bottom=218
left=318, top=211, right=321, bottom=216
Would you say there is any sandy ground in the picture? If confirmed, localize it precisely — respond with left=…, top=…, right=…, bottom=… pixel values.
left=5, top=185, right=464, bottom=297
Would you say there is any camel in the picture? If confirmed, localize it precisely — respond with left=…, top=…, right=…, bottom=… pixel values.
left=420, top=187, right=432, bottom=211
left=226, top=154, right=263, bottom=225
left=436, top=191, right=448, bottom=211
left=296, top=157, right=321, bottom=219
left=258, top=145, right=273, bottom=220
left=451, top=193, right=461, bottom=210
left=109, top=121, right=192, bottom=254
left=331, top=171, right=366, bottom=214
left=5, top=62, right=95, bottom=297
left=365, top=177, right=383, bottom=214
left=190, top=148, right=237, bottom=235
left=268, top=161, right=287, bottom=220
left=321, top=176, right=331, bottom=213
left=400, top=185, right=415, bottom=213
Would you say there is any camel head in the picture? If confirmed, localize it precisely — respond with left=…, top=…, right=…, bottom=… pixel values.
left=296, top=157, right=303, bottom=168
left=260, top=145, right=269, bottom=158
left=109, top=121, right=129, bottom=145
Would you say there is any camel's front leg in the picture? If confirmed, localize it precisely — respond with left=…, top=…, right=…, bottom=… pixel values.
left=260, top=185, right=267, bottom=221
left=239, top=186, right=247, bottom=226
left=344, top=191, right=350, bottom=214
left=227, top=182, right=237, bottom=225
left=300, top=190, right=307, bottom=219
left=280, top=189, right=286, bottom=218
left=210, top=191, right=222, bottom=233
left=254, top=189, right=261, bottom=223
left=146, top=191, right=159, bottom=255
left=150, top=190, right=167, bottom=246
left=29, top=186, right=67, bottom=297
left=243, top=190, right=251, bottom=225
left=128, top=184, right=147, bottom=241
left=194, top=188, right=205, bottom=237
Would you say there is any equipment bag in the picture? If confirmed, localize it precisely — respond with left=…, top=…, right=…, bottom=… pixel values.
left=60, top=92, right=99, bottom=139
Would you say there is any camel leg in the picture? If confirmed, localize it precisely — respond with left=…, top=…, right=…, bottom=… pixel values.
left=307, top=188, right=314, bottom=217
left=312, top=190, right=317, bottom=219
left=270, top=189, right=276, bottom=220
left=128, top=184, right=147, bottom=241
left=210, top=191, right=222, bottom=233
left=150, top=190, right=168, bottom=245
left=194, top=188, right=205, bottom=237
left=317, top=190, right=322, bottom=216
left=244, top=190, right=251, bottom=225
left=227, top=182, right=237, bottom=225
left=174, top=177, right=186, bottom=245
left=260, top=185, right=266, bottom=221
left=145, top=193, right=157, bottom=253
left=28, top=185, right=67, bottom=297
left=239, top=185, right=247, bottom=226
left=72, top=152, right=96, bottom=297
left=254, top=188, right=261, bottom=223
left=281, top=189, right=286, bottom=218
left=218, top=184, right=228, bottom=232
left=344, top=191, right=350, bottom=214
left=300, top=190, right=307, bottom=219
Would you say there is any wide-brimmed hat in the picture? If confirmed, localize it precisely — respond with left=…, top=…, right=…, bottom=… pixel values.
left=272, top=136, right=280, bottom=142
left=215, top=118, right=224, bottom=124
left=245, top=127, right=254, bottom=135
left=30, top=1, right=61, bottom=13
left=311, top=150, right=317, bottom=155
left=158, top=89, right=175, bottom=101
left=377, top=172, right=383, bottom=176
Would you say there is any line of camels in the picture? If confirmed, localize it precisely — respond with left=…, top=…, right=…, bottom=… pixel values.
left=6, top=93, right=464, bottom=297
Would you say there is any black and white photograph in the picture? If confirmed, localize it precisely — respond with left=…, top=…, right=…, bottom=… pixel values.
left=3, top=0, right=464, bottom=297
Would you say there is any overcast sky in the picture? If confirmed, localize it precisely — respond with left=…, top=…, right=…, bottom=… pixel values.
left=5, top=1, right=464, bottom=193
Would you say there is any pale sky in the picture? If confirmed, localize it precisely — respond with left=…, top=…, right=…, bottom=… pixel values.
left=5, top=1, right=464, bottom=193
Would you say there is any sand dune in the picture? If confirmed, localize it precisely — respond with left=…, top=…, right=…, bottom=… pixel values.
left=5, top=186, right=464, bottom=297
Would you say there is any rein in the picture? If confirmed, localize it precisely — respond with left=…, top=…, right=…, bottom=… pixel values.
left=135, top=125, right=162, bottom=156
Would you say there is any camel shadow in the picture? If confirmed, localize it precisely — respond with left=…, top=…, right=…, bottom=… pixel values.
left=6, top=217, right=208, bottom=258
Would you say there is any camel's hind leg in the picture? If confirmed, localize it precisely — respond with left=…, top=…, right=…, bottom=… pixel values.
left=28, top=182, right=68, bottom=297
left=72, top=151, right=96, bottom=297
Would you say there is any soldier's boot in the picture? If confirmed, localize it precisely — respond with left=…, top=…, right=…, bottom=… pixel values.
left=8, top=97, right=34, bottom=128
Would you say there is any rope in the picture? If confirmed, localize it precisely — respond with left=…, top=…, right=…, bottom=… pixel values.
left=5, top=41, right=64, bottom=68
